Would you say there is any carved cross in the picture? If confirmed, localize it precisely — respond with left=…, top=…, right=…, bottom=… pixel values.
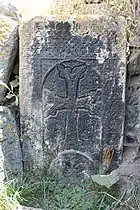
left=43, top=61, right=92, bottom=150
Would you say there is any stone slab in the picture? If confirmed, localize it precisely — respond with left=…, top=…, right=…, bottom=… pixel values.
left=0, top=106, right=23, bottom=179
left=20, top=15, right=126, bottom=181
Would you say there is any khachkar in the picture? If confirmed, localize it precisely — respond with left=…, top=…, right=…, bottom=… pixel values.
left=20, top=3, right=126, bottom=181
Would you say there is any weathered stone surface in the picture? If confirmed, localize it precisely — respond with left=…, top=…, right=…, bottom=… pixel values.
left=125, top=78, right=140, bottom=145
left=16, top=0, right=107, bottom=21
left=125, top=49, right=140, bottom=154
left=20, top=13, right=126, bottom=181
left=48, top=0, right=106, bottom=15
left=0, top=143, right=4, bottom=184
left=0, top=106, right=23, bottom=179
left=129, top=30, right=140, bottom=48
left=0, top=2, right=19, bottom=103
left=128, top=49, right=140, bottom=76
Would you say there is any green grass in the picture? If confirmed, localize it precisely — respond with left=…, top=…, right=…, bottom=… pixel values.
left=0, top=175, right=140, bottom=210
left=0, top=182, right=20, bottom=210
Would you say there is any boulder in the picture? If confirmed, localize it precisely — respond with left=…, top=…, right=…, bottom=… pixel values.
left=0, top=106, right=23, bottom=179
left=0, top=2, right=19, bottom=104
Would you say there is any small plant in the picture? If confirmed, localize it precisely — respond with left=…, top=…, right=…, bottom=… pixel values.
left=0, top=76, right=19, bottom=106
left=1, top=176, right=140, bottom=210
left=0, top=182, right=20, bottom=210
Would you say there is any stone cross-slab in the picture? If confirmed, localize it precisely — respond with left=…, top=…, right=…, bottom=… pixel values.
left=20, top=16, right=126, bottom=181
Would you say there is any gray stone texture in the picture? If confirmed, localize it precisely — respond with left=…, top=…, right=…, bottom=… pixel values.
left=0, top=106, right=23, bottom=179
left=20, top=11, right=126, bottom=181
left=125, top=49, right=140, bottom=158
left=0, top=2, right=19, bottom=103
left=130, top=30, right=140, bottom=48
left=0, top=140, right=4, bottom=184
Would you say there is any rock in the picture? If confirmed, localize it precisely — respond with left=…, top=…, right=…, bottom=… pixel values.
left=16, top=205, right=42, bottom=210
left=125, top=74, right=140, bottom=144
left=0, top=141, right=4, bottom=184
left=0, top=106, right=23, bottom=179
left=0, top=2, right=19, bottom=104
left=48, top=0, right=106, bottom=15
left=117, top=160, right=140, bottom=197
left=125, top=1, right=140, bottom=48
left=20, top=2, right=126, bottom=182
left=12, top=62, right=19, bottom=75
left=0, top=112, right=5, bottom=184
left=128, top=49, right=140, bottom=76
left=125, top=48, right=140, bottom=151
left=91, top=169, right=119, bottom=188
left=17, top=0, right=107, bottom=21
left=130, top=32, right=140, bottom=48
